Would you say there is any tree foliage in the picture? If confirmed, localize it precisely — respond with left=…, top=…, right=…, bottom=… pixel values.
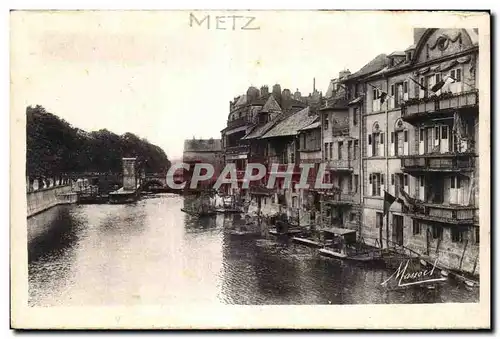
left=26, top=105, right=171, bottom=176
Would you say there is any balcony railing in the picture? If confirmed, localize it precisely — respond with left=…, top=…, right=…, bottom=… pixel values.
left=322, top=192, right=356, bottom=205
left=326, top=159, right=353, bottom=171
left=401, top=90, right=478, bottom=123
left=408, top=203, right=476, bottom=224
left=225, top=144, right=249, bottom=155
left=400, top=153, right=475, bottom=172
left=332, top=125, right=350, bottom=136
left=227, top=116, right=250, bottom=129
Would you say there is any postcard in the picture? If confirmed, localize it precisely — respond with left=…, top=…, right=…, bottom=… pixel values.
left=10, top=10, right=491, bottom=329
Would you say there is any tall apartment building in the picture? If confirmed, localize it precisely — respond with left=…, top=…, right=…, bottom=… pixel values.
left=342, top=28, right=479, bottom=273
left=317, top=71, right=363, bottom=233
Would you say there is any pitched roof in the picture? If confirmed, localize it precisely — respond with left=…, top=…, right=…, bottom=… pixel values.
left=242, top=119, right=279, bottom=140
left=261, top=107, right=317, bottom=139
left=261, top=95, right=282, bottom=113
left=349, top=54, right=389, bottom=79
left=299, top=119, right=320, bottom=131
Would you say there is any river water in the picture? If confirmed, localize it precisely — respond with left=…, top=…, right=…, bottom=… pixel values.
left=28, top=193, right=478, bottom=306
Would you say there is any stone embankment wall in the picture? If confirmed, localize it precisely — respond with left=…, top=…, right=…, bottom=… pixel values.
left=27, top=185, right=77, bottom=218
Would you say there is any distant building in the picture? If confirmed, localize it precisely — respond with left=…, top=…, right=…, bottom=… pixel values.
left=183, top=138, right=223, bottom=190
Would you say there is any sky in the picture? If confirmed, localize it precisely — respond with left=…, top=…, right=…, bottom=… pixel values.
left=12, top=11, right=417, bottom=160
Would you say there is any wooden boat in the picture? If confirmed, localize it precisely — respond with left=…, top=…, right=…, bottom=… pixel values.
left=292, top=236, right=323, bottom=248
left=319, top=248, right=384, bottom=262
left=180, top=208, right=216, bottom=217
left=214, top=208, right=242, bottom=214
left=229, top=229, right=261, bottom=238
left=318, top=227, right=384, bottom=263
left=269, top=229, right=302, bottom=236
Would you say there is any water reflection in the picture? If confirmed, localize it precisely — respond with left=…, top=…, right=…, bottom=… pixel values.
left=28, top=194, right=479, bottom=306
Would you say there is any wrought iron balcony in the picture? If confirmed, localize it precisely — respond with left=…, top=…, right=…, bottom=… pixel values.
left=321, top=192, right=356, bottom=206
left=326, top=159, right=353, bottom=172
left=225, top=144, right=249, bottom=155
left=400, top=153, right=475, bottom=173
left=332, top=125, right=350, bottom=136
left=401, top=90, right=478, bottom=124
left=406, top=202, right=477, bottom=225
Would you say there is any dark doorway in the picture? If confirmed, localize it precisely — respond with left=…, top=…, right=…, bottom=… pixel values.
left=392, top=215, right=404, bottom=246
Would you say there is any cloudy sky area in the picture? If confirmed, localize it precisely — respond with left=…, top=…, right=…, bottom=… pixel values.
left=12, top=11, right=417, bottom=160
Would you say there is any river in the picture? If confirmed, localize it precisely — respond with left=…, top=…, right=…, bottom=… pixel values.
left=28, top=193, right=479, bottom=306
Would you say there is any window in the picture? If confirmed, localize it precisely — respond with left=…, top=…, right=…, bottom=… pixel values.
left=391, top=174, right=395, bottom=185
left=404, top=130, right=408, bottom=142
left=403, top=81, right=408, bottom=94
left=368, top=134, right=372, bottom=146
left=324, top=143, right=328, bottom=160
left=353, top=108, right=358, bottom=126
left=420, top=129, right=424, bottom=141
left=349, top=213, right=356, bottom=222
left=390, top=84, right=395, bottom=96
left=381, top=174, right=385, bottom=186
left=391, top=132, right=394, bottom=143
left=451, top=68, right=462, bottom=82
left=380, top=133, right=384, bottom=145
left=329, top=143, right=333, bottom=160
left=451, top=175, right=456, bottom=189
left=354, top=175, right=359, bottom=193
left=412, top=220, right=421, bottom=235
left=404, top=174, right=408, bottom=186
left=435, top=73, right=441, bottom=84
left=451, top=227, right=466, bottom=243
left=432, top=225, right=443, bottom=239
left=354, top=140, right=359, bottom=159
left=373, top=132, right=381, bottom=156
left=338, top=141, right=343, bottom=160
left=372, top=88, right=381, bottom=111
left=475, top=227, right=479, bottom=244
left=441, top=126, right=448, bottom=139
left=324, top=116, right=329, bottom=130
left=371, top=173, right=383, bottom=196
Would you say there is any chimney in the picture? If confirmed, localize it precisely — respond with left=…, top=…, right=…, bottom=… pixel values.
left=313, top=78, right=316, bottom=92
left=294, top=88, right=302, bottom=100
left=260, top=85, right=269, bottom=97
left=272, top=84, right=282, bottom=105
left=338, top=69, right=351, bottom=79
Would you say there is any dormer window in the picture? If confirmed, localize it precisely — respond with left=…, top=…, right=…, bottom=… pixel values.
left=406, top=51, right=412, bottom=62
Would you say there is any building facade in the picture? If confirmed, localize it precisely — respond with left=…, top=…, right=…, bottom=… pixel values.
left=182, top=138, right=223, bottom=190
left=343, top=28, right=479, bottom=273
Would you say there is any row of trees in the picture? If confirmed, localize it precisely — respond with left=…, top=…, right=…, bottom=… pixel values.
left=26, top=105, right=171, bottom=177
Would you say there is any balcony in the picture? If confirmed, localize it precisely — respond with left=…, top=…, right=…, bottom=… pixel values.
left=268, top=163, right=301, bottom=175
left=326, top=159, right=353, bottom=172
left=401, top=91, right=478, bottom=124
left=332, top=125, right=350, bottom=137
left=400, top=153, right=475, bottom=173
left=322, top=192, right=356, bottom=206
left=225, top=145, right=249, bottom=160
left=407, top=203, right=477, bottom=225
left=227, top=116, right=251, bottom=129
